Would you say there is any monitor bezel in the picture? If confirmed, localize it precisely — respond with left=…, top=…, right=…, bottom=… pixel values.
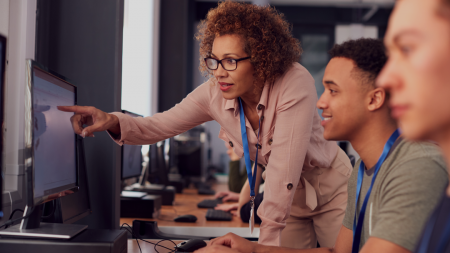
left=25, top=59, right=79, bottom=207
left=121, top=110, right=143, bottom=180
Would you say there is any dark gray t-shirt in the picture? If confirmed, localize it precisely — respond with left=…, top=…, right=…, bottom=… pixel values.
left=343, top=139, right=448, bottom=251
left=415, top=193, right=450, bottom=253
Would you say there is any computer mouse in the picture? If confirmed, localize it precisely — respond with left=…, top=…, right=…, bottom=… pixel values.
left=174, top=214, right=198, bottom=223
left=175, top=239, right=207, bottom=252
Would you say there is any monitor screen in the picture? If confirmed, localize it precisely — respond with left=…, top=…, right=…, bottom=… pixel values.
left=122, top=144, right=142, bottom=180
left=42, top=136, right=91, bottom=224
left=31, top=62, right=77, bottom=205
left=147, top=142, right=169, bottom=186
left=121, top=110, right=143, bottom=180
left=0, top=35, right=6, bottom=217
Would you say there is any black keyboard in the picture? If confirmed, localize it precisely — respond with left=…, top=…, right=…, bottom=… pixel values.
left=205, top=209, right=232, bottom=221
left=197, top=197, right=223, bottom=208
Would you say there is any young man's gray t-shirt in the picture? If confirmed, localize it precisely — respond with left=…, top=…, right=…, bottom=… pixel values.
left=343, top=139, right=448, bottom=251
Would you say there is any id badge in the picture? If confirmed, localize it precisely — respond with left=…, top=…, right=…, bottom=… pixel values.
left=249, top=196, right=255, bottom=234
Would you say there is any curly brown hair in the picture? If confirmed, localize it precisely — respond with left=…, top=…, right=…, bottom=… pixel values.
left=196, top=1, right=302, bottom=89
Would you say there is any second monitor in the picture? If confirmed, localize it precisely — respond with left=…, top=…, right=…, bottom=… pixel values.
left=121, top=110, right=144, bottom=181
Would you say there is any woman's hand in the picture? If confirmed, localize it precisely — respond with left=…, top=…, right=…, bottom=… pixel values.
left=57, top=105, right=120, bottom=137
left=225, top=142, right=241, bottom=161
left=201, top=233, right=258, bottom=253
left=214, top=203, right=239, bottom=216
left=214, top=191, right=240, bottom=202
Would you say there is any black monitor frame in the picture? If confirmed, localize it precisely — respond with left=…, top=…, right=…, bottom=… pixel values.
left=121, top=110, right=143, bottom=180
left=25, top=59, right=79, bottom=208
left=0, top=60, right=86, bottom=239
left=147, top=142, right=170, bottom=186
left=0, top=34, right=6, bottom=218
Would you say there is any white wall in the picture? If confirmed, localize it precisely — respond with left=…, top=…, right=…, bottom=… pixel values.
left=1, top=0, right=36, bottom=220
left=122, top=0, right=160, bottom=155
left=335, top=24, right=378, bottom=44
left=0, top=0, right=9, bottom=36
left=121, top=0, right=158, bottom=118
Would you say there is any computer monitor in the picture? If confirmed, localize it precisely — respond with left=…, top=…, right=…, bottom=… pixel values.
left=121, top=110, right=143, bottom=181
left=0, top=34, right=6, bottom=219
left=42, top=136, right=92, bottom=224
left=178, top=146, right=202, bottom=177
left=165, top=138, right=175, bottom=171
left=147, top=142, right=170, bottom=186
left=0, top=60, right=87, bottom=239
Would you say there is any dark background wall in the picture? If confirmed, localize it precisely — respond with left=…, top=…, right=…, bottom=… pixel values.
left=160, top=2, right=392, bottom=110
left=158, top=0, right=195, bottom=112
left=35, top=0, right=124, bottom=229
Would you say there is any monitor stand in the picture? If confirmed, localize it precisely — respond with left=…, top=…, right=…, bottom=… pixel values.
left=0, top=205, right=87, bottom=239
left=0, top=223, right=87, bottom=239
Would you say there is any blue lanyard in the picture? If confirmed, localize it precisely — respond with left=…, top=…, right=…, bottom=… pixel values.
left=238, top=97, right=261, bottom=197
left=352, top=129, right=400, bottom=253
left=417, top=198, right=450, bottom=253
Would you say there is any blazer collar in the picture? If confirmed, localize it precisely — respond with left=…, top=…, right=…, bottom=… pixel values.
left=223, top=83, right=270, bottom=117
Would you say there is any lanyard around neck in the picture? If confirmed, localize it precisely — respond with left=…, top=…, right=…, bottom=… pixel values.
left=352, top=129, right=400, bottom=253
left=238, top=97, right=261, bottom=197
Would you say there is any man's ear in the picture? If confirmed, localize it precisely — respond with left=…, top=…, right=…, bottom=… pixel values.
left=367, top=87, right=386, bottom=112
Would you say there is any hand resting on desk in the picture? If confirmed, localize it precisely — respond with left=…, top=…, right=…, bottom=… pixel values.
left=195, top=233, right=258, bottom=253
left=214, top=191, right=240, bottom=202
left=214, top=203, right=239, bottom=216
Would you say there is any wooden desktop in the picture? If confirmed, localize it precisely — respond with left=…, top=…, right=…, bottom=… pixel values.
left=120, top=183, right=259, bottom=228
left=121, top=183, right=260, bottom=252
left=128, top=239, right=184, bottom=253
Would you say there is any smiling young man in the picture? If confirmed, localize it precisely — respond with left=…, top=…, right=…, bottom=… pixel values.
left=197, top=38, right=448, bottom=253
left=377, top=0, right=450, bottom=252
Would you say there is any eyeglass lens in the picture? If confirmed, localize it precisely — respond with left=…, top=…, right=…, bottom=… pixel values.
left=206, top=58, right=236, bottom=71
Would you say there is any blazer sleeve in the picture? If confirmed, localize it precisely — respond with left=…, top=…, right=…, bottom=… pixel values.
left=257, top=67, right=317, bottom=246
left=109, top=81, right=215, bottom=145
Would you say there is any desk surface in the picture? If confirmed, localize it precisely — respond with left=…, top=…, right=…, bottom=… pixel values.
left=120, top=183, right=260, bottom=228
left=128, top=239, right=184, bottom=253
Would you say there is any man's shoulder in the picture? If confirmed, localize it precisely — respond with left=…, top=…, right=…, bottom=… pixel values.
left=381, top=139, right=447, bottom=180
left=389, top=139, right=446, bottom=169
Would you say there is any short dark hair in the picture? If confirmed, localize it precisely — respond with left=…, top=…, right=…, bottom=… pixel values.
left=329, top=38, right=387, bottom=88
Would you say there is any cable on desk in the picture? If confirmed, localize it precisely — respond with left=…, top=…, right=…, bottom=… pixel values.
left=0, top=207, right=35, bottom=229
left=8, top=209, right=24, bottom=221
left=120, top=224, right=142, bottom=253
left=120, top=223, right=177, bottom=253
left=154, top=239, right=177, bottom=253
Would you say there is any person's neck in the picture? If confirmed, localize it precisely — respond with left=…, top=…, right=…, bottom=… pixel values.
left=349, top=117, right=398, bottom=170
left=240, top=89, right=262, bottom=111
left=432, top=127, right=450, bottom=197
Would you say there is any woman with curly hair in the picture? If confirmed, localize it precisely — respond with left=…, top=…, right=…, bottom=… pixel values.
left=59, top=1, right=352, bottom=248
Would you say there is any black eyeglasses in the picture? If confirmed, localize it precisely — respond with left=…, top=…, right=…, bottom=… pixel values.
left=204, top=57, right=250, bottom=71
